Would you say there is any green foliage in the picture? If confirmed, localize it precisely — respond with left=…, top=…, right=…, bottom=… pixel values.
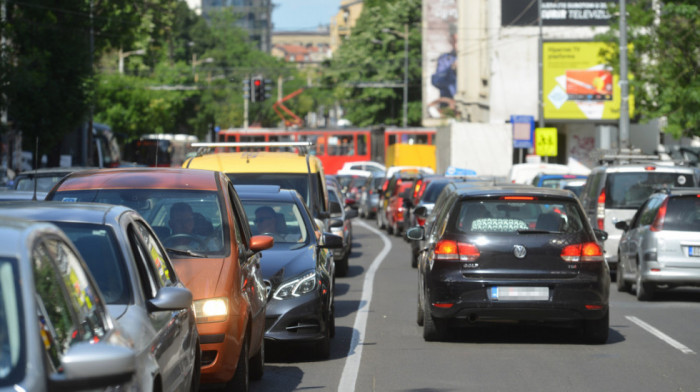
left=325, top=0, right=422, bottom=127
left=597, top=0, right=700, bottom=138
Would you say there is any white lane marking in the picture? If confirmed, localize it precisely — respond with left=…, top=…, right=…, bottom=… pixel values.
left=626, top=316, right=696, bottom=355
left=338, top=220, right=393, bottom=392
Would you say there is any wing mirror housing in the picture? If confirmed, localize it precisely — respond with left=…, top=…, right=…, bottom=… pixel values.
left=406, top=226, right=425, bottom=241
left=321, top=233, right=343, bottom=249
left=593, top=228, right=609, bottom=241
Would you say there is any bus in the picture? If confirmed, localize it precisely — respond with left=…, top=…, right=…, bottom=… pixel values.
left=216, top=127, right=436, bottom=174
left=123, top=134, right=199, bottom=167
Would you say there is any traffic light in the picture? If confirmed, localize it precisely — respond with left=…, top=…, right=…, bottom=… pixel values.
left=252, top=77, right=264, bottom=102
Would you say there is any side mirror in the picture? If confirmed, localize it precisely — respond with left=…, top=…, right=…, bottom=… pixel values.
left=330, top=201, right=343, bottom=215
left=614, top=221, right=629, bottom=231
left=330, top=218, right=343, bottom=228
left=321, top=233, right=343, bottom=249
left=148, top=286, right=192, bottom=311
left=250, top=235, right=274, bottom=252
left=413, top=206, right=428, bottom=218
left=406, top=226, right=425, bottom=241
left=593, top=228, right=609, bottom=241
left=50, top=342, right=135, bottom=390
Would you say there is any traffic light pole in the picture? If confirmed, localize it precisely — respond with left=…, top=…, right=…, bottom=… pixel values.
left=244, top=75, right=249, bottom=130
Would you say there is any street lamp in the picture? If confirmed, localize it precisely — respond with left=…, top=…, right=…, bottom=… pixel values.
left=118, top=48, right=145, bottom=74
left=192, top=54, right=214, bottom=82
left=381, top=24, right=409, bottom=128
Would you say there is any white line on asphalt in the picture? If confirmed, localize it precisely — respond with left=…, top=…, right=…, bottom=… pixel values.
left=626, top=315, right=696, bottom=355
left=338, top=220, right=393, bottom=392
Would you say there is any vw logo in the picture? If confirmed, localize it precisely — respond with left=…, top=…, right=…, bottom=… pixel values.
left=513, top=245, right=527, bottom=259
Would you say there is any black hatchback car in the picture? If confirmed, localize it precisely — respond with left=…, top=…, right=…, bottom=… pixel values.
left=407, top=184, right=610, bottom=343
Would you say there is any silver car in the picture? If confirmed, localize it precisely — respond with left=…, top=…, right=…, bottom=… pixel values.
left=0, top=201, right=200, bottom=391
left=0, top=218, right=137, bottom=392
left=616, top=188, right=700, bottom=300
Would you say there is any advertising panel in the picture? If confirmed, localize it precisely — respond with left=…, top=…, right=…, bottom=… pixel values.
left=422, top=0, right=458, bottom=124
left=543, top=41, right=633, bottom=121
left=502, top=0, right=614, bottom=26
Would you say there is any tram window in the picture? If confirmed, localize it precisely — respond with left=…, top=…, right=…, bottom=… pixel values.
left=357, top=134, right=367, bottom=155
left=240, top=135, right=265, bottom=152
left=388, top=134, right=397, bottom=146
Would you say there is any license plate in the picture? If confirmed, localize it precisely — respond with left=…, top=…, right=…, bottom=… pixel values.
left=689, top=246, right=700, bottom=257
left=489, top=286, right=549, bottom=301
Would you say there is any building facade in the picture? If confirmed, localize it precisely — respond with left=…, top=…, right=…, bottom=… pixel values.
left=330, top=0, right=364, bottom=53
left=200, top=0, right=273, bottom=53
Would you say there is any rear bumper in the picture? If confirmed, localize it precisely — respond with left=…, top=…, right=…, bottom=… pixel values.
left=640, top=262, right=700, bottom=286
left=426, top=273, right=609, bottom=323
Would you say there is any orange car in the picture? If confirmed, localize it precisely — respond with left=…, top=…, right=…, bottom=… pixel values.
left=46, top=168, right=273, bottom=389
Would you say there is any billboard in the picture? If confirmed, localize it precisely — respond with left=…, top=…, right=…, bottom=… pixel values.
left=543, top=41, right=633, bottom=121
left=502, top=0, right=614, bottom=26
left=422, top=0, right=458, bottom=124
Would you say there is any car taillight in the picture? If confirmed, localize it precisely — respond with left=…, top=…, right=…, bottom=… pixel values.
left=650, top=197, right=669, bottom=232
left=561, top=242, right=603, bottom=262
left=417, top=216, right=426, bottom=226
left=413, top=180, right=422, bottom=199
left=596, top=189, right=606, bottom=230
left=434, top=240, right=480, bottom=261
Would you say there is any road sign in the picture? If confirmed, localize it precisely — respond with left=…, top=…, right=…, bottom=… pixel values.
left=535, top=127, right=558, bottom=157
left=511, top=115, right=534, bottom=149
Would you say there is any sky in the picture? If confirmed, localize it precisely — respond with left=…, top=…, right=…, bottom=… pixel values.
left=272, top=0, right=341, bottom=31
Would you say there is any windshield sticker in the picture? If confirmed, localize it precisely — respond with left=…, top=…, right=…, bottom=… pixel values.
left=61, top=197, right=78, bottom=202
left=678, top=176, right=687, bottom=185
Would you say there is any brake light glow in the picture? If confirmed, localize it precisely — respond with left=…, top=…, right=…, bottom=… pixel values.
left=585, top=305, right=603, bottom=310
left=434, top=240, right=480, bottom=261
left=413, top=180, right=422, bottom=199
left=416, top=216, right=426, bottom=226
left=650, top=197, right=669, bottom=232
left=596, top=189, right=606, bottom=230
left=433, top=303, right=454, bottom=309
left=645, top=166, right=656, bottom=171
left=501, top=196, right=536, bottom=200
left=561, top=242, right=603, bottom=262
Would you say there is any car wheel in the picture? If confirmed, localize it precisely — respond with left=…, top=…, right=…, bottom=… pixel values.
left=386, top=220, right=394, bottom=235
left=336, top=254, right=349, bottom=277
left=189, top=339, right=201, bottom=392
left=377, top=210, right=385, bottom=229
left=636, top=270, right=654, bottom=301
left=393, top=222, right=401, bottom=237
left=582, top=310, right=609, bottom=345
left=411, top=248, right=418, bottom=268
left=329, top=303, right=336, bottom=338
left=616, top=256, right=630, bottom=293
left=315, top=321, right=331, bottom=359
left=416, top=293, right=424, bottom=326
left=226, top=334, right=249, bottom=392
left=249, top=339, right=264, bottom=381
left=422, top=295, right=447, bottom=342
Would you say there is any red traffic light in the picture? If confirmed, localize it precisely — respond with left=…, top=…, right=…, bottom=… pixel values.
left=254, top=79, right=261, bottom=86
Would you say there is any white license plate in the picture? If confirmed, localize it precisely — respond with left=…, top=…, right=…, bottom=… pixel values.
left=689, top=246, right=700, bottom=257
left=489, top=286, right=549, bottom=301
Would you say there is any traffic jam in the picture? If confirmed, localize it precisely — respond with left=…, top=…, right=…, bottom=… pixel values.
left=2, top=136, right=700, bottom=391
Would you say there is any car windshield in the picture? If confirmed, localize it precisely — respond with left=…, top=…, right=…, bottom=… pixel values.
left=607, top=172, right=696, bottom=209
left=227, top=173, right=310, bottom=207
left=663, top=196, right=700, bottom=232
left=51, top=189, right=229, bottom=256
left=240, top=200, right=308, bottom=245
left=15, top=176, right=65, bottom=192
left=0, top=257, right=24, bottom=386
left=449, top=199, right=585, bottom=234
left=53, top=223, right=132, bottom=305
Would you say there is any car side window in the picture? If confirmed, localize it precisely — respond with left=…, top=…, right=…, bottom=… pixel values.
left=33, top=237, right=109, bottom=372
left=227, top=183, right=249, bottom=250
left=638, top=196, right=663, bottom=227
left=134, top=220, right=176, bottom=287
left=127, top=225, right=159, bottom=299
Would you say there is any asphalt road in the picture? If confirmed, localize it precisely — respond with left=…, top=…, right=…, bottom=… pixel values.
left=251, top=219, right=700, bottom=392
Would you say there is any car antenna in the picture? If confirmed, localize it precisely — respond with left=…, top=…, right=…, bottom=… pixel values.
left=32, top=136, right=39, bottom=201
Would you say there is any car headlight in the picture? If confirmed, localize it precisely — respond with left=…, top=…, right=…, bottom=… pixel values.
left=193, top=297, right=228, bottom=323
left=273, top=272, right=317, bottom=300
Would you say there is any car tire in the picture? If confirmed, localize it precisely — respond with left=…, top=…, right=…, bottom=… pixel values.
left=315, top=322, right=331, bottom=360
left=386, top=220, right=394, bottom=235
left=249, top=339, right=264, bottom=381
left=226, top=334, right=249, bottom=392
left=189, top=339, right=201, bottom=392
left=582, top=311, right=609, bottom=345
left=336, top=254, right=349, bottom=277
left=377, top=210, right=385, bottom=229
left=616, top=258, right=630, bottom=293
left=636, top=271, right=654, bottom=301
left=329, top=303, right=336, bottom=338
left=411, top=251, right=418, bottom=268
left=393, top=222, right=401, bottom=237
left=416, top=294, right=424, bottom=326
left=422, top=295, right=447, bottom=342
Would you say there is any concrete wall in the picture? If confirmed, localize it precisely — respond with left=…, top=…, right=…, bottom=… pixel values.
left=437, top=122, right=512, bottom=176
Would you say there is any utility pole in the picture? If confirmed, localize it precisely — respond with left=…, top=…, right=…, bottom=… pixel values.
left=244, top=75, right=249, bottom=130
left=537, top=0, right=544, bottom=162
left=619, top=0, right=630, bottom=150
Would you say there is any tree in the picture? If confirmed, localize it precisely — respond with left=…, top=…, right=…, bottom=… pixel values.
left=597, top=0, right=700, bottom=138
left=325, top=0, right=421, bottom=127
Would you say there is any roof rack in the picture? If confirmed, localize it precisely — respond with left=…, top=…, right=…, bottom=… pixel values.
left=191, top=141, right=314, bottom=157
left=594, top=148, right=669, bottom=166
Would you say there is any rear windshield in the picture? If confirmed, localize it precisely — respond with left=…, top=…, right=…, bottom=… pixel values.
left=607, top=172, right=696, bottom=209
left=664, top=196, right=700, bottom=232
left=421, top=181, right=449, bottom=204
left=448, top=198, right=586, bottom=234
left=54, top=223, right=132, bottom=305
left=228, top=173, right=310, bottom=206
